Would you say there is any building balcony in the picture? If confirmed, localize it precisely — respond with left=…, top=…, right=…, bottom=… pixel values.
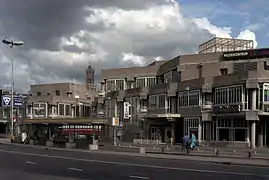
left=125, top=87, right=149, bottom=100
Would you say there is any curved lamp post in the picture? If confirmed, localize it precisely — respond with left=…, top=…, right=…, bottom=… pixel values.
left=2, top=39, right=24, bottom=140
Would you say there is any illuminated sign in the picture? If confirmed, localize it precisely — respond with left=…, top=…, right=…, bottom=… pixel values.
left=223, top=48, right=269, bottom=60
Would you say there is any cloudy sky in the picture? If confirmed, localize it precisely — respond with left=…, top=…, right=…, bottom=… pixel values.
left=0, top=0, right=267, bottom=92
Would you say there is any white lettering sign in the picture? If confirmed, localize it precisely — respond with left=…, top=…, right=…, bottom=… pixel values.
left=223, top=52, right=248, bottom=58
left=123, top=102, right=130, bottom=119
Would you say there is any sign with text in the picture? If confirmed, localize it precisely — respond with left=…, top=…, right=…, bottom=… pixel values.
left=223, top=48, right=269, bottom=60
left=213, top=105, right=241, bottom=114
left=2, top=95, right=23, bottom=108
left=123, top=102, right=130, bottom=119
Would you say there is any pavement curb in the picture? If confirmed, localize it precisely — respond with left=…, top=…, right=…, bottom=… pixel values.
left=2, top=142, right=269, bottom=168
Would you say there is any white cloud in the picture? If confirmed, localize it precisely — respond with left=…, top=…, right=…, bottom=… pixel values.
left=193, top=17, right=258, bottom=48
left=237, top=29, right=258, bottom=48
left=0, top=1, right=259, bottom=92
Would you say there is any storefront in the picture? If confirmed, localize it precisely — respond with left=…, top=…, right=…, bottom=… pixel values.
left=183, top=117, right=202, bottom=142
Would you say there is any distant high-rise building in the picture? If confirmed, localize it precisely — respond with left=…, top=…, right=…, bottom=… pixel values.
left=85, top=65, right=95, bottom=86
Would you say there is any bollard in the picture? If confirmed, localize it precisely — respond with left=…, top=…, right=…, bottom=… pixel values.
left=248, top=151, right=252, bottom=159
left=161, top=147, right=164, bottom=152
left=215, top=149, right=219, bottom=156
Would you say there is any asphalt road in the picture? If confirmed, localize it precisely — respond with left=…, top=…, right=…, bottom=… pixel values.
left=0, top=144, right=268, bottom=180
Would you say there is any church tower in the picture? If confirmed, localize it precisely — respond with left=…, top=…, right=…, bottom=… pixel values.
left=85, top=65, right=95, bottom=87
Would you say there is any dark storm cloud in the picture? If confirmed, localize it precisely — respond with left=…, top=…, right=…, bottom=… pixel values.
left=0, top=0, right=167, bottom=51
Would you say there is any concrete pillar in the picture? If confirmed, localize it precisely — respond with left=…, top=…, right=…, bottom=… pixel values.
left=198, top=120, right=202, bottom=143
left=251, top=122, right=256, bottom=149
left=251, top=89, right=257, bottom=148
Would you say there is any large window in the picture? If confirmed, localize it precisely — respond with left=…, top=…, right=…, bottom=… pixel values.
left=149, top=95, right=157, bottom=109
left=214, top=85, right=243, bottom=105
left=115, top=79, right=124, bottom=90
left=158, top=94, right=166, bottom=108
left=135, top=78, right=145, bottom=88
left=263, top=84, right=269, bottom=102
left=58, top=104, right=65, bottom=116
left=106, top=80, right=115, bottom=92
left=33, top=103, right=47, bottom=118
left=147, top=77, right=156, bottom=87
left=178, top=90, right=200, bottom=107
left=65, top=104, right=71, bottom=116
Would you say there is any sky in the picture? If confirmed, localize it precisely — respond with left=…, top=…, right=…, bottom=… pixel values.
left=0, top=0, right=267, bottom=93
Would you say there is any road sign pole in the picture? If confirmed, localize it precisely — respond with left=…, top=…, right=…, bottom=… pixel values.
left=11, top=55, right=14, bottom=140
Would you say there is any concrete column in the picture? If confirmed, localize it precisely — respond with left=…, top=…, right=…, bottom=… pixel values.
left=198, top=120, right=202, bottom=142
left=251, top=89, right=257, bottom=148
left=251, top=121, right=256, bottom=149
left=251, top=89, right=257, bottom=110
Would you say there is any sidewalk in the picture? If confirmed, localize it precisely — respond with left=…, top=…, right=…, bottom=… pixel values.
left=100, top=142, right=269, bottom=159
left=2, top=141, right=269, bottom=167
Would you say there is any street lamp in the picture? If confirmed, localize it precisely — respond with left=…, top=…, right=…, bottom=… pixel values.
left=2, top=39, right=24, bottom=141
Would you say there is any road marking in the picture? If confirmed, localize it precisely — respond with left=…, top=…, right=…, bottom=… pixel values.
left=68, top=167, right=83, bottom=172
left=129, top=175, right=150, bottom=179
left=0, top=149, right=268, bottom=178
left=25, top=161, right=36, bottom=165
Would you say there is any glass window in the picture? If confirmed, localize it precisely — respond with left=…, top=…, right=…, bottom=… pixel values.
left=264, top=84, right=269, bottom=102
left=172, top=71, right=181, bottom=82
left=178, top=90, right=200, bottom=107
left=65, top=104, right=71, bottom=116
left=158, top=94, right=166, bottom=108
left=214, top=85, right=243, bottom=105
left=147, top=77, right=156, bottom=87
left=178, top=92, right=188, bottom=107
left=56, top=90, right=60, bottom=96
left=189, top=91, right=200, bottom=106
left=106, top=80, right=116, bottom=92
left=58, top=104, right=65, bottom=116
left=135, top=78, right=146, bottom=88
left=115, top=79, right=124, bottom=90
left=149, top=95, right=157, bottom=109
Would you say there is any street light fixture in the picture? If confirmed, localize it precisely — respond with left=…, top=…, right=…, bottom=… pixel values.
left=2, top=39, right=24, bottom=141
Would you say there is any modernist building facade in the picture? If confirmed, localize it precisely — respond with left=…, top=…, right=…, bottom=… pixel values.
left=100, top=37, right=269, bottom=148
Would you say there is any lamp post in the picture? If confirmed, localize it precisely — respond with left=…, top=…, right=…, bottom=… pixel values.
left=2, top=39, right=24, bottom=141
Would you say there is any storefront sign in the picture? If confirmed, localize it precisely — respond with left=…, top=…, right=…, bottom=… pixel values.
left=223, top=48, right=269, bottom=60
left=112, top=117, right=119, bottom=126
left=123, top=102, right=130, bottom=119
left=2, top=95, right=23, bottom=108
left=223, top=52, right=249, bottom=58
left=213, top=105, right=241, bottom=114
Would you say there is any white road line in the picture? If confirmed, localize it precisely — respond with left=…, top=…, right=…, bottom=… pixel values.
left=25, top=161, right=36, bottom=165
left=68, top=167, right=83, bottom=172
left=129, top=175, right=150, bottom=179
left=0, top=149, right=268, bottom=178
